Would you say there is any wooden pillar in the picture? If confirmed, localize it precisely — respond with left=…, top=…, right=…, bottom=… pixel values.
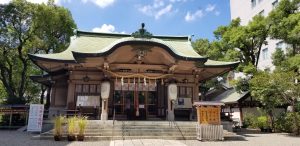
left=50, top=83, right=56, bottom=106
left=66, top=80, right=75, bottom=110
left=45, top=86, right=51, bottom=109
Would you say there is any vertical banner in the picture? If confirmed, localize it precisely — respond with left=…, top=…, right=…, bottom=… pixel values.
left=27, top=104, right=44, bottom=132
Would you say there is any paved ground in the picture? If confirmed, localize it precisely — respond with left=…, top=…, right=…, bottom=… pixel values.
left=0, top=130, right=300, bottom=146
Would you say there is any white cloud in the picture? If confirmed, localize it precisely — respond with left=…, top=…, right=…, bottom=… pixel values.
left=153, top=0, right=164, bottom=8
left=92, top=24, right=125, bottom=34
left=0, top=0, right=68, bottom=5
left=138, top=0, right=174, bottom=19
left=82, top=0, right=115, bottom=8
left=92, top=24, right=115, bottom=33
left=185, top=10, right=203, bottom=22
left=0, top=0, right=10, bottom=4
left=205, top=4, right=215, bottom=12
left=169, top=0, right=187, bottom=3
left=155, top=4, right=172, bottom=19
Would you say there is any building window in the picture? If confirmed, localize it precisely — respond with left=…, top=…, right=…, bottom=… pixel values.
left=251, top=0, right=256, bottom=8
left=272, top=0, right=278, bottom=8
left=262, top=48, right=268, bottom=60
left=276, top=41, right=284, bottom=49
left=178, top=86, right=193, bottom=98
left=259, top=10, right=265, bottom=16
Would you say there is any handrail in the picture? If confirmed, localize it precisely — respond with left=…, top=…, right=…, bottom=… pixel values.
left=173, top=120, right=186, bottom=141
left=113, top=108, right=116, bottom=125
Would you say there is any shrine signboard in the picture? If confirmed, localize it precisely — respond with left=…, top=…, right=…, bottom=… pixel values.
left=27, top=104, right=44, bottom=132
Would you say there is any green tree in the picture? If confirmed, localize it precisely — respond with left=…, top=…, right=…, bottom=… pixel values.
left=272, top=48, right=286, bottom=67
left=192, top=38, right=240, bottom=62
left=268, top=0, right=300, bottom=55
left=214, top=16, right=269, bottom=68
left=0, top=0, right=76, bottom=104
left=32, top=1, right=76, bottom=105
left=250, top=71, right=300, bottom=134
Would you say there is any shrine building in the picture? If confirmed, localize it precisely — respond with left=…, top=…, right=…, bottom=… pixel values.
left=29, top=24, right=239, bottom=120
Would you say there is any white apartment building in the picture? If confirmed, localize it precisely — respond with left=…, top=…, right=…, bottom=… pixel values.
left=230, top=0, right=288, bottom=71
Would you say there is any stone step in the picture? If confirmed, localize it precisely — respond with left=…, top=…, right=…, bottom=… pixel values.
left=35, top=135, right=197, bottom=141
left=38, top=120, right=236, bottom=141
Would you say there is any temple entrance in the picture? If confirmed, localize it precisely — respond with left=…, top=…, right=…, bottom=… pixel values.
left=113, top=82, right=158, bottom=120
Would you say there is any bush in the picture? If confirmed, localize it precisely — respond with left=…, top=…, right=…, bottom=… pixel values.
left=243, top=113, right=257, bottom=128
left=275, top=112, right=294, bottom=133
left=256, top=116, right=268, bottom=129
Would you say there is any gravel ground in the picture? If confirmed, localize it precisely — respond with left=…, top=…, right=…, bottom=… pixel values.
left=0, top=130, right=299, bottom=146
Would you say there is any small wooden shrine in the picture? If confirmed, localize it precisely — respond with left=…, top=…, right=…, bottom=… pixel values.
left=194, top=101, right=224, bottom=141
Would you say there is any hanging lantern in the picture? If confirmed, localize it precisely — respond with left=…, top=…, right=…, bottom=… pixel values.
left=101, top=80, right=111, bottom=100
left=154, top=79, right=157, bottom=86
left=161, top=79, right=164, bottom=85
left=144, top=77, right=147, bottom=86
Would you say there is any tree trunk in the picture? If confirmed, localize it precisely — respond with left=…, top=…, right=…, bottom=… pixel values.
left=255, top=43, right=263, bottom=68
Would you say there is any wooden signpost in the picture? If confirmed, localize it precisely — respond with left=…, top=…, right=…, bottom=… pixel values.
left=194, top=101, right=224, bottom=141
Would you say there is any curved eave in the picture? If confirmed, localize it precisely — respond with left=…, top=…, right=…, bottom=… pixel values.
left=28, top=54, right=76, bottom=63
left=28, top=54, right=76, bottom=72
left=204, top=61, right=240, bottom=69
left=72, top=40, right=207, bottom=62
left=30, top=75, right=51, bottom=86
left=198, top=61, right=240, bottom=82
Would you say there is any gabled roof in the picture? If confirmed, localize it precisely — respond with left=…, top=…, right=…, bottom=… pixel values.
left=212, top=88, right=250, bottom=104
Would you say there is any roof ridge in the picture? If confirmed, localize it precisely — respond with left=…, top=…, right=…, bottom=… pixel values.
left=76, top=30, right=190, bottom=40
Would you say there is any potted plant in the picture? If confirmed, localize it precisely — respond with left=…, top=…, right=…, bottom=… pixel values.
left=67, top=116, right=77, bottom=141
left=54, top=116, right=64, bottom=141
left=77, top=116, right=87, bottom=141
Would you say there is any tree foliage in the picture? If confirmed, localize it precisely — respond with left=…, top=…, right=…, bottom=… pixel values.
left=0, top=0, right=76, bottom=104
left=214, top=16, right=269, bottom=68
left=268, top=0, right=300, bottom=55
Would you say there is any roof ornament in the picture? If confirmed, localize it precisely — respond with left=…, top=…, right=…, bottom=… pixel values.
left=131, top=23, right=153, bottom=39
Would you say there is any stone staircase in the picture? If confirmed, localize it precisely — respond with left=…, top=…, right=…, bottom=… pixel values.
left=38, top=120, right=237, bottom=141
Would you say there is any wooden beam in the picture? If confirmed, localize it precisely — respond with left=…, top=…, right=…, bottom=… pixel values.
left=110, top=63, right=169, bottom=71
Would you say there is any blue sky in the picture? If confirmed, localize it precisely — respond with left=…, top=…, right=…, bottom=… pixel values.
left=1, top=0, right=232, bottom=40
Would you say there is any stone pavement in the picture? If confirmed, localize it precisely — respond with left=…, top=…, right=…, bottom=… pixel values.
left=0, top=130, right=300, bottom=146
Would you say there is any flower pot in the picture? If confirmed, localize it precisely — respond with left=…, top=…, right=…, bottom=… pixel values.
left=67, top=135, right=76, bottom=141
left=77, top=135, right=85, bottom=141
left=54, top=135, right=62, bottom=141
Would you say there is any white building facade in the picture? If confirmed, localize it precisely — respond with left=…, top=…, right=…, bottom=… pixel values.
left=230, top=0, right=288, bottom=71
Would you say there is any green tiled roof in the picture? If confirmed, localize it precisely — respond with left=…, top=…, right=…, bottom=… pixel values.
left=29, top=30, right=239, bottom=68
left=31, top=31, right=204, bottom=61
